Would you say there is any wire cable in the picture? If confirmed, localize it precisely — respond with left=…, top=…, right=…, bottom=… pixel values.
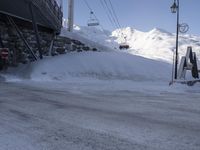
left=107, top=0, right=127, bottom=42
left=82, top=0, right=110, bottom=37
left=99, top=0, right=115, bottom=29
left=102, top=0, right=119, bottom=29
left=100, top=0, right=126, bottom=42
left=108, top=0, right=121, bottom=28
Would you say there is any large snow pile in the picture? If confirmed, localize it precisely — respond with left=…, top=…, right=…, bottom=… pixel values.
left=10, top=52, right=171, bottom=82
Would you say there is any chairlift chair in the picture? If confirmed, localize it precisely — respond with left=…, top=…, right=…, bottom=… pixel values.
left=119, top=44, right=129, bottom=50
left=119, top=35, right=129, bottom=49
left=87, top=11, right=100, bottom=27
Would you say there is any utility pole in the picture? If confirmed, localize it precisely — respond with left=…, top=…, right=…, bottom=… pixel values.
left=170, top=0, right=179, bottom=80
left=68, top=0, right=74, bottom=32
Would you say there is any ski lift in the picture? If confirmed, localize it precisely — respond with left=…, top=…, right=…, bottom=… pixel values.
left=119, top=35, right=129, bottom=50
left=87, top=11, right=100, bottom=27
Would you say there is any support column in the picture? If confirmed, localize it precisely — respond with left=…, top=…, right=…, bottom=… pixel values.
left=0, top=32, right=4, bottom=48
left=68, top=0, right=74, bottom=32
left=49, top=32, right=56, bottom=56
left=7, top=16, right=37, bottom=61
left=29, top=3, right=43, bottom=59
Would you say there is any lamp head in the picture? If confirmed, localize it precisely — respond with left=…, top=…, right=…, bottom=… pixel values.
left=170, top=1, right=178, bottom=13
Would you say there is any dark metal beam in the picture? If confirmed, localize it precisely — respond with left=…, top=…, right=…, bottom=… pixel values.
left=174, top=0, right=179, bottom=80
left=29, top=3, right=43, bottom=59
left=49, top=33, right=56, bottom=56
left=0, top=31, right=4, bottom=48
left=7, top=15, right=37, bottom=61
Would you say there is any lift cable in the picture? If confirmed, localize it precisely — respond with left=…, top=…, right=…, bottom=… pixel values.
left=106, top=0, right=125, bottom=35
left=83, top=0, right=129, bottom=49
left=104, top=0, right=129, bottom=49
left=101, top=0, right=125, bottom=39
left=108, top=0, right=121, bottom=28
left=107, top=0, right=128, bottom=44
left=83, top=0, right=93, bottom=12
left=100, top=0, right=122, bottom=39
left=102, top=0, right=119, bottom=29
left=99, top=0, right=116, bottom=29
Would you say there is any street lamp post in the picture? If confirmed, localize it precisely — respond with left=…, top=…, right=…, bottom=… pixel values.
left=171, top=0, right=179, bottom=80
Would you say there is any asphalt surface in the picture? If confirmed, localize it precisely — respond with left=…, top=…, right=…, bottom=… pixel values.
left=0, top=82, right=200, bottom=150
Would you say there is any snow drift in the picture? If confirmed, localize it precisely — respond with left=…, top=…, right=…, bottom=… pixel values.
left=9, top=51, right=171, bottom=82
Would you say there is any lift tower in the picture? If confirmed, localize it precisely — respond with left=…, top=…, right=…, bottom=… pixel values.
left=68, top=0, right=74, bottom=32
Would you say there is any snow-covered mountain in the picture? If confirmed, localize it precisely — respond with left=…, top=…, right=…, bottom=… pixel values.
left=66, top=25, right=200, bottom=64
left=112, top=27, right=200, bottom=63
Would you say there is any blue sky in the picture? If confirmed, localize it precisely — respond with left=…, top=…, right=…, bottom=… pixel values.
left=62, top=0, right=200, bottom=35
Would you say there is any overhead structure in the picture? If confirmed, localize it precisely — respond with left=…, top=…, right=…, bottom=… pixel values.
left=68, top=0, right=74, bottom=32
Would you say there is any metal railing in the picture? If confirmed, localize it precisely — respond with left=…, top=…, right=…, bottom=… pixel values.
left=31, top=0, right=63, bottom=32
left=45, top=0, right=63, bottom=22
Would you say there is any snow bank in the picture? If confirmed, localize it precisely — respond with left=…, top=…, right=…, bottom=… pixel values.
left=12, top=52, right=171, bottom=82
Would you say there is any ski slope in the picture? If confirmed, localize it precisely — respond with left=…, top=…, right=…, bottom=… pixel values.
left=64, top=25, right=200, bottom=64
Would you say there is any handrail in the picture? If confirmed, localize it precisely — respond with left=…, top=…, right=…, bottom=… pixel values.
left=30, top=0, right=63, bottom=31
left=40, top=0, right=62, bottom=21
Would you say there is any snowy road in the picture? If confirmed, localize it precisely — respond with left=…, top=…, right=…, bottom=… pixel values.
left=0, top=81, right=200, bottom=150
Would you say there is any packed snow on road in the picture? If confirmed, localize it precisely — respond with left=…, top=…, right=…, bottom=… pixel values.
left=0, top=26, right=200, bottom=150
